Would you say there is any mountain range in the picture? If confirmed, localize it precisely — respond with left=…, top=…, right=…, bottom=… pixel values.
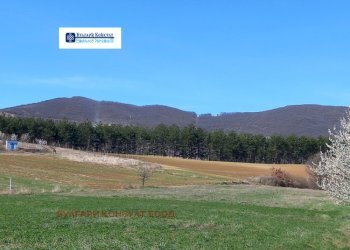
left=0, top=96, right=347, bottom=137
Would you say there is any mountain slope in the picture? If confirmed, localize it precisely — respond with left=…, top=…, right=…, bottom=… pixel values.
left=198, top=105, right=347, bottom=137
left=1, top=97, right=347, bottom=136
left=1, top=97, right=197, bottom=127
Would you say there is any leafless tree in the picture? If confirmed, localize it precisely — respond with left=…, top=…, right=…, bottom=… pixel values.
left=20, top=133, right=30, bottom=143
left=50, top=146, right=57, bottom=154
left=34, top=138, right=48, bottom=151
left=0, top=131, right=5, bottom=140
left=138, top=164, right=159, bottom=187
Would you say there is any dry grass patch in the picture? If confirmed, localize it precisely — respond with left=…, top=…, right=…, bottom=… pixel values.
left=55, top=147, right=142, bottom=167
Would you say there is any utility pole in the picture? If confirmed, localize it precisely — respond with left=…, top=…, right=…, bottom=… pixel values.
left=9, top=177, right=12, bottom=194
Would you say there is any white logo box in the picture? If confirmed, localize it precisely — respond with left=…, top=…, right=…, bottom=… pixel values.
left=59, top=27, right=122, bottom=49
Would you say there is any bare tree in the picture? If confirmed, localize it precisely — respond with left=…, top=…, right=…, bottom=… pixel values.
left=0, top=131, right=5, bottom=141
left=35, top=138, right=48, bottom=151
left=50, top=146, right=57, bottom=154
left=20, top=133, right=30, bottom=143
left=310, top=108, right=350, bottom=202
left=0, top=131, right=5, bottom=147
left=138, top=164, right=159, bottom=187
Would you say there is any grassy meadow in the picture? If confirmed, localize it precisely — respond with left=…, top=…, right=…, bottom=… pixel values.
left=0, top=152, right=349, bottom=249
left=0, top=186, right=350, bottom=249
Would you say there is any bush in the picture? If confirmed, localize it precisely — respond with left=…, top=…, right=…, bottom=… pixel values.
left=16, top=187, right=33, bottom=195
left=270, top=167, right=294, bottom=187
left=248, top=167, right=317, bottom=189
left=51, top=185, right=63, bottom=193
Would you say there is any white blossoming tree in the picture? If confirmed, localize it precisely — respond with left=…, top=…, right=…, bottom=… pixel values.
left=312, top=108, right=350, bottom=202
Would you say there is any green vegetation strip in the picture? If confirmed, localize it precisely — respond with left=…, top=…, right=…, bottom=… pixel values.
left=0, top=193, right=349, bottom=249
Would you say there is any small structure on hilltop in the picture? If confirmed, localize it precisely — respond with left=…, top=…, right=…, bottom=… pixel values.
left=6, top=140, right=18, bottom=151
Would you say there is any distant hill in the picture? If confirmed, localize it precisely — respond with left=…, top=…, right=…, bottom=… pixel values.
left=0, top=97, right=197, bottom=127
left=198, top=105, right=347, bottom=137
left=1, top=96, right=347, bottom=137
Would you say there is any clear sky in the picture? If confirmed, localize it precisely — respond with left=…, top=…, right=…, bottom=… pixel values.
left=1, top=0, right=350, bottom=114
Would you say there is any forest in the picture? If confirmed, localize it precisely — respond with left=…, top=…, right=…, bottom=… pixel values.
left=0, top=115, right=328, bottom=164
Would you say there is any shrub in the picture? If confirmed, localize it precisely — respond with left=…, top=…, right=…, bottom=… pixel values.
left=249, top=166, right=320, bottom=189
left=51, top=185, right=63, bottom=193
left=17, top=187, right=33, bottom=195
left=270, top=167, right=294, bottom=187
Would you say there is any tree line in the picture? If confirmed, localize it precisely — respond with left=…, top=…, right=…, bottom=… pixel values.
left=0, top=115, right=328, bottom=164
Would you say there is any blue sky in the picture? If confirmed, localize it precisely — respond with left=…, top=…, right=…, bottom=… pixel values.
left=1, top=0, right=350, bottom=114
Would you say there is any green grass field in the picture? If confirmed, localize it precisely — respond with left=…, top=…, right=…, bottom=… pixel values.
left=1, top=153, right=350, bottom=249
left=1, top=185, right=350, bottom=249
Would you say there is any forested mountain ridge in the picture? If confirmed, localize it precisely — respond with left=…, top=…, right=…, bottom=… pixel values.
left=1, top=96, right=347, bottom=137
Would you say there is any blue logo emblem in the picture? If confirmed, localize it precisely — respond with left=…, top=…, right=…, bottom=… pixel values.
left=66, top=33, right=75, bottom=43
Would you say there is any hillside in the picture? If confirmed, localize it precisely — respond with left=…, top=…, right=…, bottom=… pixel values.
left=1, top=97, right=197, bottom=127
left=1, top=96, right=347, bottom=136
left=198, top=105, right=347, bottom=137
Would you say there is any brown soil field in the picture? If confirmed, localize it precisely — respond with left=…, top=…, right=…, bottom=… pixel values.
left=0, top=154, right=227, bottom=190
left=0, top=147, right=310, bottom=192
left=123, top=155, right=309, bottom=179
